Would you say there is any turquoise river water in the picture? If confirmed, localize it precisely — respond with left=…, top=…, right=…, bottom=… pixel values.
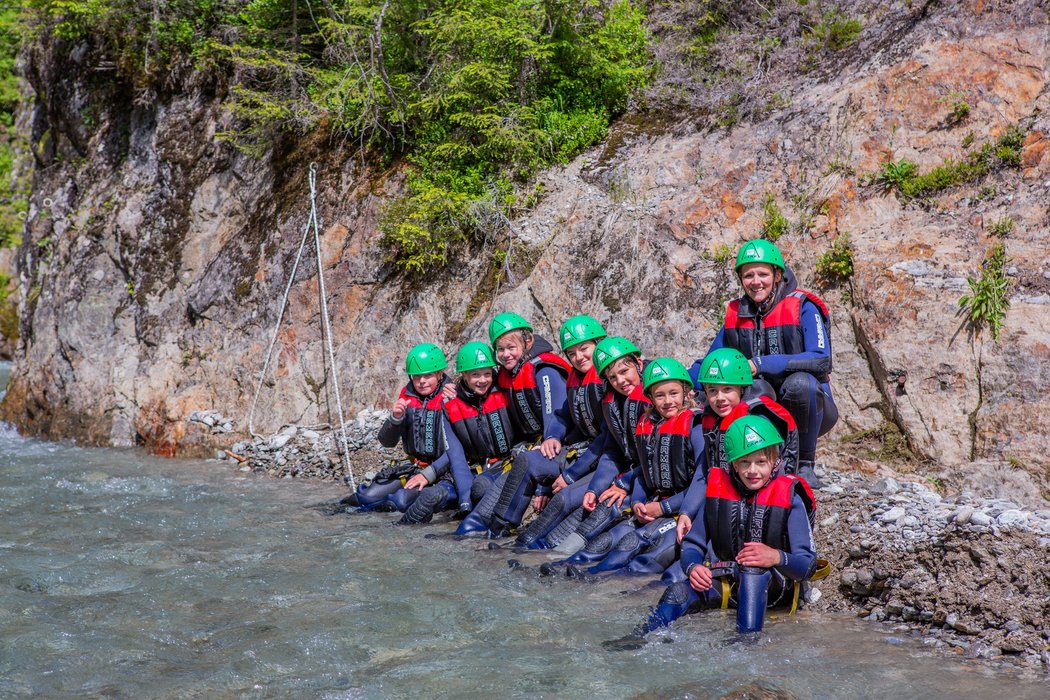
left=0, top=362, right=1046, bottom=698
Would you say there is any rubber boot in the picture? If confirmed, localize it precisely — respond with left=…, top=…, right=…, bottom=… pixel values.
left=736, top=567, right=772, bottom=633
left=796, top=460, right=825, bottom=489
left=455, top=510, right=491, bottom=536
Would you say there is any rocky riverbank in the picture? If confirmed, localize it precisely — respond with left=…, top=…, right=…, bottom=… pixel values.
left=211, top=416, right=1050, bottom=674
left=807, top=465, right=1050, bottom=674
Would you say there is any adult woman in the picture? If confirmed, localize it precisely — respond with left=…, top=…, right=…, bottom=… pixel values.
left=689, top=240, right=837, bottom=486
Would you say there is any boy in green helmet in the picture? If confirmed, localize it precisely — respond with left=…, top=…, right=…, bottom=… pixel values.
left=609, top=415, right=818, bottom=647
left=676, top=347, right=799, bottom=545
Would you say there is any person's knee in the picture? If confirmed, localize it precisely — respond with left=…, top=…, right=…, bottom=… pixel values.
left=779, top=371, right=818, bottom=403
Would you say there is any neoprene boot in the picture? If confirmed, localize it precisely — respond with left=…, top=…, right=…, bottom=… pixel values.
left=455, top=511, right=491, bottom=536
left=796, top=460, right=825, bottom=489
left=736, top=566, right=772, bottom=633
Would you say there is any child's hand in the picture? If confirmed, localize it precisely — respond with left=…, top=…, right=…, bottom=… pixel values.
left=582, top=492, right=598, bottom=511
left=633, top=501, right=661, bottom=523
left=676, top=514, right=692, bottom=543
left=532, top=495, right=549, bottom=512
left=598, top=485, right=628, bottom=509
left=551, top=475, right=568, bottom=493
left=404, top=474, right=428, bottom=490
left=391, top=398, right=410, bottom=419
left=441, top=384, right=457, bottom=401
left=736, top=541, right=781, bottom=568
left=539, top=438, right=562, bottom=459
left=688, top=564, right=713, bottom=592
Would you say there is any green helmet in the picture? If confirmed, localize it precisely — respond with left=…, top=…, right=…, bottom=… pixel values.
left=642, top=357, right=692, bottom=393
left=489, top=312, right=532, bottom=345
left=559, top=315, right=607, bottom=351
left=735, top=239, right=784, bottom=271
left=697, top=348, right=753, bottom=386
left=593, top=336, right=641, bottom=376
left=456, top=341, right=496, bottom=372
left=405, top=343, right=448, bottom=375
left=724, top=415, right=784, bottom=463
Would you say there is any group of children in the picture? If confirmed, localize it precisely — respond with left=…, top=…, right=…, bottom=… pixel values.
left=352, top=239, right=836, bottom=640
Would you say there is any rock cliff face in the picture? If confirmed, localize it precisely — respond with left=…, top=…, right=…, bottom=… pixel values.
left=2, top=1, right=1048, bottom=492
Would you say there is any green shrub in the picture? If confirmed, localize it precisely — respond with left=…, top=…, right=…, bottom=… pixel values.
left=806, top=13, right=862, bottom=51
left=816, top=233, right=854, bottom=283
left=988, top=216, right=1013, bottom=238
left=0, top=7, right=27, bottom=248
left=760, top=193, right=789, bottom=241
left=958, top=242, right=1010, bottom=342
left=873, top=125, right=1027, bottom=199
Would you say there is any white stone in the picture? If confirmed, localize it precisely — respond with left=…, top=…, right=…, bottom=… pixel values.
left=268, top=434, right=292, bottom=451
left=997, top=510, right=1028, bottom=527
left=969, top=511, right=992, bottom=527
left=880, top=507, right=906, bottom=523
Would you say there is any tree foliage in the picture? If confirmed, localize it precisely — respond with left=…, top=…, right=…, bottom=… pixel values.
left=25, top=1, right=651, bottom=274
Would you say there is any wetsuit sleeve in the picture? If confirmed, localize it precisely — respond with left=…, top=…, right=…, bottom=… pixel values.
left=689, top=328, right=727, bottom=389
left=536, top=367, right=568, bottom=442
left=377, top=414, right=403, bottom=448
left=438, top=417, right=473, bottom=508
left=564, top=429, right=606, bottom=482
left=752, top=300, right=831, bottom=381
left=422, top=452, right=450, bottom=482
left=680, top=499, right=711, bottom=573
left=775, top=493, right=817, bottom=581
left=665, top=425, right=708, bottom=516
left=586, top=446, right=627, bottom=495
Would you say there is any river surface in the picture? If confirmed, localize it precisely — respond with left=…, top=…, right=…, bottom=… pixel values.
left=0, top=363, right=1045, bottom=698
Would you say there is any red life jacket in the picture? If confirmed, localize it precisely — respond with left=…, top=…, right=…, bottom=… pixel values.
left=496, top=336, right=571, bottom=439
left=395, top=382, right=447, bottom=463
left=723, top=289, right=831, bottom=382
left=602, top=383, right=651, bottom=467
left=567, top=366, right=605, bottom=440
left=444, top=383, right=517, bottom=464
left=700, top=396, right=798, bottom=476
left=635, top=408, right=702, bottom=496
left=704, top=467, right=816, bottom=561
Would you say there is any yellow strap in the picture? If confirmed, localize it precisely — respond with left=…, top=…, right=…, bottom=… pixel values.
left=500, top=459, right=513, bottom=474
left=720, top=579, right=731, bottom=610
left=399, top=476, right=408, bottom=487
left=788, top=580, right=801, bottom=615
left=811, top=558, right=831, bottom=581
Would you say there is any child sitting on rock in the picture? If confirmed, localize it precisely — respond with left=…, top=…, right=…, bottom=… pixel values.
left=535, top=337, right=650, bottom=560
left=485, top=314, right=609, bottom=537
left=456, top=313, right=572, bottom=535
left=355, top=343, right=452, bottom=512
left=398, top=342, right=520, bottom=524
left=677, top=347, right=799, bottom=544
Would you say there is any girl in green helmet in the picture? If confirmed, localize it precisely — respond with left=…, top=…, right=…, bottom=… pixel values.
left=485, top=315, right=611, bottom=538
left=399, top=342, right=524, bottom=525
left=355, top=343, right=454, bottom=513
left=455, top=313, right=572, bottom=536
left=567, top=358, right=707, bottom=577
